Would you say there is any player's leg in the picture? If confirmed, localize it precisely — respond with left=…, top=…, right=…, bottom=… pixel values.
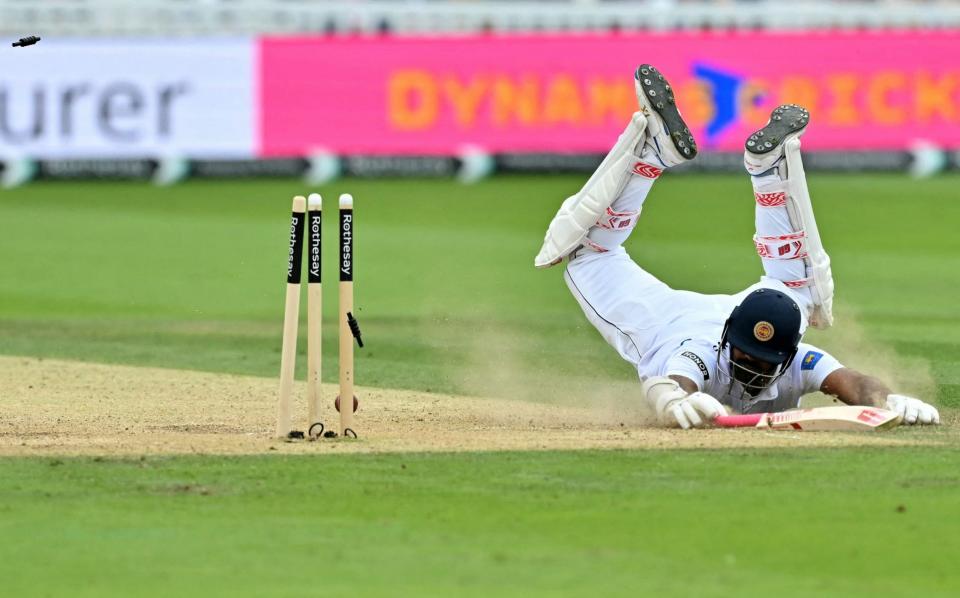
left=534, top=64, right=697, bottom=267
left=744, top=105, right=834, bottom=329
left=538, top=65, right=698, bottom=366
left=563, top=247, right=674, bottom=367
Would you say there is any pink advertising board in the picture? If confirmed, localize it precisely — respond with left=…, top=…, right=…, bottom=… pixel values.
left=258, top=32, right=960, bottom=156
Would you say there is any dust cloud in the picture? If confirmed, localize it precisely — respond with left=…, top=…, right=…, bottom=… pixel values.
left=802, top=305, right=937, bottom=404
left=454, top=321, right=655, bottom=427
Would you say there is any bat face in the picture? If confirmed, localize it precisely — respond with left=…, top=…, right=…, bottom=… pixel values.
left=715, top=405, right=902, bottom=431
left=763, top=406, right=901, bottom=431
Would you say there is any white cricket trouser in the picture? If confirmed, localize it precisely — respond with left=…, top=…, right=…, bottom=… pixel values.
left=562, top=171, right=814, bottom=368
left=564, top=247, right=675, bottom=367
left=562, top=175, right=719, bottom=371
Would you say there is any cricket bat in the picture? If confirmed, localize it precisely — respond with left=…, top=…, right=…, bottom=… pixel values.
left=714, top=405, right=901, bottom=431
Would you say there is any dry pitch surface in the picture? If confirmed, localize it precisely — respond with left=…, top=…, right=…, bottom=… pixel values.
left=0, top=356, right=950, bottom=456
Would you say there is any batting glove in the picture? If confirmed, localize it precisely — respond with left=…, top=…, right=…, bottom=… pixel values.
left=885, top=394, right=940, bottom=426
left=642, top=377, right=729, bottom=429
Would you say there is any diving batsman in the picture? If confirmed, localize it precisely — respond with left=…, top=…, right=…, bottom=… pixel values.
left=535, top=64, right=939, bottom=429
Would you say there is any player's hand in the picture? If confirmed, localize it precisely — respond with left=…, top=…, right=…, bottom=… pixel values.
left=885, top=394, right=940, bottom=426
left=670, top=392, right=729, bottom=429
left=643, top=376, right=729, bottom=429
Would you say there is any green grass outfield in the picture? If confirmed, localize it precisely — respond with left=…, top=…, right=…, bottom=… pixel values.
left=2, top=449, right=959, bottom=596
left=2, top=174, right=959, bottom=595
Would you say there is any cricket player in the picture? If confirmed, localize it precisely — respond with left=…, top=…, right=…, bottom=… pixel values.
left=535, top=64, right=940, bottom=429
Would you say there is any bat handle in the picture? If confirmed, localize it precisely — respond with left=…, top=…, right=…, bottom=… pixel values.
left=714, top=413, right=766, bottom=428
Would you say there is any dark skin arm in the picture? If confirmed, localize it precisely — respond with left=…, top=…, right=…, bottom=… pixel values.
left=819, top=367, right=890, bottom=407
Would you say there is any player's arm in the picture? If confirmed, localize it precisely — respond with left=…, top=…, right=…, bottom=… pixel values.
left=642, top=376, right=728, bottom=429
left=819, top=368, right=887, bottom=407
left=640, top=347, right=728, bottom=429
left=820, top=368, right=940, bottom=425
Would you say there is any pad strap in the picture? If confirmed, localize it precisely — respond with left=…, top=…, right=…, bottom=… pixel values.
left=754, top=190, right=787, bottom=207
left=753, top=232, right=807, bottom=260
left=595, top=206, right=641, bottom=231
left=582, top=239, right=609, bottom=253
left=631, top=161, right=663, bottom=179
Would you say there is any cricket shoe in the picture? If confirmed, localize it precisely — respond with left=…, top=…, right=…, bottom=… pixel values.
left=634, top=64, right=698, bottom=167
left=744, top=104, right=810, bottom=176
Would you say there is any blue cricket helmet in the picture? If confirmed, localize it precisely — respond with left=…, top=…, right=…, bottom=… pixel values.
left=723, top=288, right=802, bottom=365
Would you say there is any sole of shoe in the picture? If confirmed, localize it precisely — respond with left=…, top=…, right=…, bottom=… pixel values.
left=634, top=64, right=698, bottom=159
left=746, top=104, right=810, bottom=155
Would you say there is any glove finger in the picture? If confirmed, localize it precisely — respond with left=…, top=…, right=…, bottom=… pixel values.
left=681, top=401, right=703, bottom=428
left=917, top=406, right=933, bottom=425
left=689, top=393, right=728, bottom=419
left=932, top=407, right=941, bottom=425
left=904, top=403, right=919, bottom=425
left=713, top=401, right=730, bottom=418
left=670, top=404, right=691, bottom=430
